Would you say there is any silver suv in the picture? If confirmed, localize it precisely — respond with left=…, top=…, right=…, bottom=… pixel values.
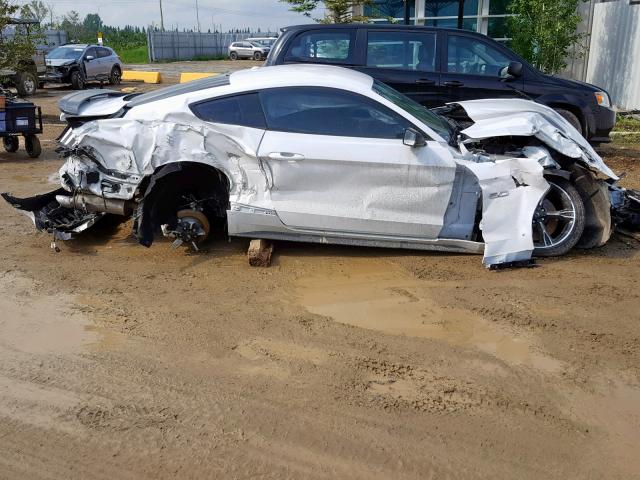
left=44, top=44, right=122, bottom=90
left=228, top=41, right=269, bottom=61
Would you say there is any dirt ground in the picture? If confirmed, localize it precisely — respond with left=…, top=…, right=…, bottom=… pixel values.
left=1, top=71, right=639, bottom=480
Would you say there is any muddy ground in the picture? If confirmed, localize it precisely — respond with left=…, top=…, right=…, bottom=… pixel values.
left=1, top=72, right=639, bottom=479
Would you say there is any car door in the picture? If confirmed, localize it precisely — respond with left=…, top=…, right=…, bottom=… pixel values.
left=96, top=47, right=112, bottom=77
left=83, top=47, right=100, bottom=79
left=357, top=29, right=442, bottom=108
left=439, top=33, right=524, bottom=104
left=240, top=43, right=254, bottom=58
left=256, top=86, right=457, bottom=238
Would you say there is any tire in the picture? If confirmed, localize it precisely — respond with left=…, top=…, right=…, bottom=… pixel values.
left=3, top=136, right=19, bottom=153
left=24, top=135, right=41, bottom=158
left=108, top=66, right=121, bottom=85
left=555, top=108, right=583, bottom=136
left=70, top=70, right=85, bottom=90
left=230, top=52, right=238, bottom=60
left=253, top=52, right=262, bottom=61
left=533, top=177, right=585, bottom=257
left=15, top=72, right=37, bottom=96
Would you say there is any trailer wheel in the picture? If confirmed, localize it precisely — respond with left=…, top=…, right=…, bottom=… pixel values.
left=3, top=136, right=19, bottom=153
left=24, top=135, right=41, bottom=158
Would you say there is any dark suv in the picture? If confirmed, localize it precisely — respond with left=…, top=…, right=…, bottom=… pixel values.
left=266, top=24, right=615, bottom=143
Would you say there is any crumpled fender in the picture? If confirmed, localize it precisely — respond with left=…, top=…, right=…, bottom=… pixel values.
left=455, top=99, right=618, bottom=180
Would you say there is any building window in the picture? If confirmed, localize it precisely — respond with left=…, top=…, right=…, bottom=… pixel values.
left=361, top=1, right=516, bottom=40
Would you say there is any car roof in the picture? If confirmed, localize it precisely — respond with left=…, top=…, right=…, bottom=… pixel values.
left=229, top=64, right=373, bottom=93
left=61, top=44, right=89, bottom=48
left=281, top=23, right=487, bottom=37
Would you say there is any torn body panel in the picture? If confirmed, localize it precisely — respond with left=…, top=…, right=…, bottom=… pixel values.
left=454, top=99, right=617, bottom=180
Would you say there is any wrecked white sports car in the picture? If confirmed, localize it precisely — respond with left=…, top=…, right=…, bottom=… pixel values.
left=3, top=65, right=639, bottom=267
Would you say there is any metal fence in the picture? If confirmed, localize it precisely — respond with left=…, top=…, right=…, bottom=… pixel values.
left=147, top=30, right=276, bottom=62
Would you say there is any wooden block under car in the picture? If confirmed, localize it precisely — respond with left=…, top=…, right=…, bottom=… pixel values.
left=247, top=239, right=274, bottom=267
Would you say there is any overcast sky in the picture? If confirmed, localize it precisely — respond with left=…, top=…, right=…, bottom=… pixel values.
left=35, top=0, right=319, bottom=32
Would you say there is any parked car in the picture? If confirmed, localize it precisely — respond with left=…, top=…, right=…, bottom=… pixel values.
left=228, top=41, right=270, bottom=61
left=43, top=44, right=122, bottom=90
left=0, top=18, right=46, bottom=96
left=265, top=24, right=616, bottom=144
left=3, top=65, right=638, bottom=268
left=246, top=36, right=278, bottom=48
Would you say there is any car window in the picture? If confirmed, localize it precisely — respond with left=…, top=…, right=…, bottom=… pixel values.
left=447, top=35, right=511, bottom=76
left=85, top=47, right=97, bottom=59
left=260, top=87, right=409, bottom=139
left=367, top=31, right=436, bottom=72
left=285, top=30, right=355, bottom=64
left=190, top=93, right=266, bottom=129
left=97, top=47, right=111, bottom=58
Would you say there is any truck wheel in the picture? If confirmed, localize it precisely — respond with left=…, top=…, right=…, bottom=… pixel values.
left=71, top=70, right=85, bottom=90
left=109, top=66, right=121, bottom=85
left=16, top=72, right=37, bottom=96
left=3, top=136, right=19, bottom=153
left=555, top=109, right=583, bottom=136
left=24, top=135, right=41, bottom=158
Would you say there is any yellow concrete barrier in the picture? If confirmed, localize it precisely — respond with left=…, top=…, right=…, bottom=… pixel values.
left=121, top=71, right=162, bottom=84
left=179, top=72, right=218, bottom=83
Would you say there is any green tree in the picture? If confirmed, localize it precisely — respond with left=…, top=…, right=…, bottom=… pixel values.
left=83, top=13, right=103, bottom=34
left=0, top=0, right=39, bottom=73
left=508, top=0, right=586, bottom=74
left=60, top=10, right=83, bottom=41
left=19, top=0, right=48, bottom=23
left=280, top=0, right=372, bottom=23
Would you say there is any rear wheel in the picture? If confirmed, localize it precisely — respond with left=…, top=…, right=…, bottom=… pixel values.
left=230, top=51, right=238, bottom=60
left=70, top=70, right=85, bottom=90
left=24, top=135, right=41, bottom=158
left=533, top=177, right=585, bottom=257
left=16, top=72, right=37, bottom=96
left=555, top=108, right=583, bottom=136
left=109, top=66, right=121, bottom=85
left=3, top=136, right=19, bottom=153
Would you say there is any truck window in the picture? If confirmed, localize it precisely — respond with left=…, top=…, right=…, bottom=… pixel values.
left=367, top=31, right=436, bottom=72
left=285, top=30, right=355, bottom=64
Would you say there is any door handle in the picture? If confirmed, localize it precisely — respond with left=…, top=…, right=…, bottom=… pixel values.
left=415, top=78, right=436, bottom=85
left=267, top=152, right=305, bottom=161
left=444, top=80, right=464, bottom=87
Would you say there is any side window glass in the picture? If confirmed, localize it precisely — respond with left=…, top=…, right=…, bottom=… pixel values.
left=367, top=31, right=437, bottom=72
left=285, top=30, right=355, bottom=63
left=447, top=35, right=511, bottom=76
left=85, top=47, right=97, bottom=59
left=190, top=93, right=266, bottom=129
left=98, top=48, right=110, bottom=58
left=260, top=87, right=409, bottom=139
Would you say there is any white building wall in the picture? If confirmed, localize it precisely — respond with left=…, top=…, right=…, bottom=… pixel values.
left=586, top=1, right=640, bottom=110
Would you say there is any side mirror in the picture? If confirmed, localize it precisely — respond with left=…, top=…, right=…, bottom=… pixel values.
left=85, top=55, right=95, bottom=61
left=508, top=61, right=523, bottom=77
left=403, top=128, right=427, bottom=148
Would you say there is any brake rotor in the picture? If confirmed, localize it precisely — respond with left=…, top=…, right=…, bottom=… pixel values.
left=177, top=209, right=210, bottom=242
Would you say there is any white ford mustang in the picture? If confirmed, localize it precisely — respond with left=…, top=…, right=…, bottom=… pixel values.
left=3, top=65, right=638, bottom=267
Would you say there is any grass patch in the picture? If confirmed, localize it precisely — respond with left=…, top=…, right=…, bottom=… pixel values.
left=118, top=45, right=149, bottom=64
left=612, top=114, right=640, bottom=145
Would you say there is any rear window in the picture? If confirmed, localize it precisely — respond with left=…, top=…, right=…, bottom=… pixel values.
left=285, top=30, right=356, bottom=64
left=190, top=93, right=266, bottom=129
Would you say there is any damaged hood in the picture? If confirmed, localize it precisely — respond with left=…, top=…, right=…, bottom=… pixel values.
left=455, top=99, right=617, bottom=180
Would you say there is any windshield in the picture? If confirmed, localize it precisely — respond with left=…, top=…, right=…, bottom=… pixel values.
left=47, top=46, right=84, bottom=60
left=372, top=80, right=452, bottom=143
left=250, top=39, right=275, bottom=47
left=249, top=41, right=263, bottom=48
